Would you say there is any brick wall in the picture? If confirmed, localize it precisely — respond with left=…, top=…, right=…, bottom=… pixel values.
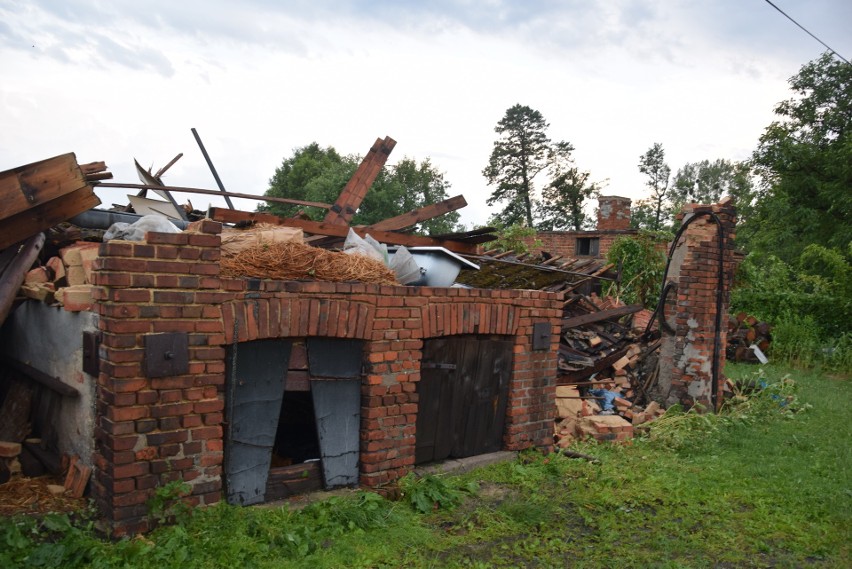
left=526, top=230, right=636, bottom=259
left=90, top=221, right=563, bottom=535
left=656, top=201, right=737, bottom=410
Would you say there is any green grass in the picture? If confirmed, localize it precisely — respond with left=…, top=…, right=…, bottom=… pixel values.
left=2, top=363, right=849, bottom=568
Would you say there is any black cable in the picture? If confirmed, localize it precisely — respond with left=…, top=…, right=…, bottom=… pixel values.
left=763, top=0, right=851, bottom=65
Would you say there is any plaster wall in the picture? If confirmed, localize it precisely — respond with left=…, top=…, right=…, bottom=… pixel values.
left=0, top=302, right=98, bottom=467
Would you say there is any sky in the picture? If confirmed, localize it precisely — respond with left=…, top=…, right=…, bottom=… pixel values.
left=1, top=1, right=850, bottom=227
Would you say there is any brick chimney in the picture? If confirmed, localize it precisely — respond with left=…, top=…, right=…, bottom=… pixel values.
left=597, top=196, right=631, bottom=231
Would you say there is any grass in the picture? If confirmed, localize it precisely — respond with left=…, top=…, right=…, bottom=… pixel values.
left=1, top=363, right=849, bottom=568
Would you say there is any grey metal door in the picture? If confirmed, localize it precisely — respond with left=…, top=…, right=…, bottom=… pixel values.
left=224, top=339, right=291, bottom=505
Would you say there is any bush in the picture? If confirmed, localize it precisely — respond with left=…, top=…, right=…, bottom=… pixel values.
left=604, top=232, right=669, bottom=308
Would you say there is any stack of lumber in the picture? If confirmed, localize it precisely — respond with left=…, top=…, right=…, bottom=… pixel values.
left=727, top=313, right=772, bottom=363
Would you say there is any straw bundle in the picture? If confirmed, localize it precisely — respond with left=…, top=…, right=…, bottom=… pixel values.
left=0, top=475, right=85, bottom=516
left=220, top=241, right=398, bottom=284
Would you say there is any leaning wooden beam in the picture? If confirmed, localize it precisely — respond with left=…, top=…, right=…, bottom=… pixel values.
left=209, top=207, right=479, bottom=255
left=367, top=195, right=467, bottom=231
left=94, top=182, right=332, bottom=210
left=324, top=136, right=396, bottom=226
left=1, top=357, right=79, bottom=398
left=562, top=304, right=643, bottom=329
left=0, top=234, right=45, bottom=327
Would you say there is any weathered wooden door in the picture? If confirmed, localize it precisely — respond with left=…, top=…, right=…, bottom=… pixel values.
left=415, top=336, right=513, bottom=465
left=306, top=338, right=363, bottom=488
left=224, top=339, right=291, bottom=505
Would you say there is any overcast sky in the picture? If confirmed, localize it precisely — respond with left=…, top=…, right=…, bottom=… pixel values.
left=1, top=1, right=849, bottom=227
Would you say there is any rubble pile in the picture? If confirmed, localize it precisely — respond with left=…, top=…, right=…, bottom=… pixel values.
left=727, top=312, right=772, bottom=363
left=553, top=293, right=665, bottom=446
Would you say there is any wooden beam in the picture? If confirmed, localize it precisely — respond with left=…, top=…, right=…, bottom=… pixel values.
left=0, top=186, right=101, bottom=251
left=209, top=207, right=480, bottom=254
left=0, top=234, right=45, bottom=327
left=324, top=136, right=396, bottom=226
left=1, top=357, right=79, bottom=398
left=95, top=182, right=332, bottom=209
left=562, top=304, right=643, bottom=329
left=557, top=346, right=631, bottom=384
left=0, top=153, right=87, bottom=222
left=367, top=195, right=467, bottom=231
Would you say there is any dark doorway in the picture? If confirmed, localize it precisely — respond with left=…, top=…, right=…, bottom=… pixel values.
left=415, top=336, right=513, bottom=465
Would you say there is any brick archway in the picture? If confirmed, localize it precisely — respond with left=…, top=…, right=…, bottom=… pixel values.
left=420, top=302, right=518, bottom=338
left=221, top=298, right=375, bottom=343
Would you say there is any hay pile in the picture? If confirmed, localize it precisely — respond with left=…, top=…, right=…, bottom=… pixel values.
left=220, top=241, right=398, bottom=284
left=0, top=476, right=85, bottom=516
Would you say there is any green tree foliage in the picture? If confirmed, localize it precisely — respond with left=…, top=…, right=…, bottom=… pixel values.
left=603, top=232, right=669, bottom=309
left=536, top=141, right=603, bottom=231
left=484, top=105, right=601, bottom=230
left=745, top=51, right=852, bottom=263
left=485, top=221, right=542, bottom=255
left=261, top=144, right=460, bottom=235
left=483, top=104, right=552, bottom=227
left=633, top=143, right=672, bottom=231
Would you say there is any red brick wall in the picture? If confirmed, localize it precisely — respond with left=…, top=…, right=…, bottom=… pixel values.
left=657, top=201, right=737, bottom=410
left=90, top=221, right=562, bottom=535
left=526, top=230, right=636, bottom=259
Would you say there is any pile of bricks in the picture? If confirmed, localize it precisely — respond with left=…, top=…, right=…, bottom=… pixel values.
left=20, top=241, right=100, bottom=311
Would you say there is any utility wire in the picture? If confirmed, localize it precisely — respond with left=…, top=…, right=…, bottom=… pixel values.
left=763, top=0, right=851, bottom=65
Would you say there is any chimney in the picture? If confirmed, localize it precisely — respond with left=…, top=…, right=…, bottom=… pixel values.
left=597, top=196, right=632, bottom=231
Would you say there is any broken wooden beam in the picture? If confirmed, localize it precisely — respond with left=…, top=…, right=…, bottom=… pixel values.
left=562, top=304, right=643, bottom=329
left=209, top=207, right=480, bottom=255
left=367, top=195, right=467, bottom=231
left=0, top=154, right=102, bottom=251
left=324, top=136, right=396, bottom=226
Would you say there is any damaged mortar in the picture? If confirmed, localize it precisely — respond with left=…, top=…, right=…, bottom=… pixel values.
left=654, top=200, right=737, bottom=410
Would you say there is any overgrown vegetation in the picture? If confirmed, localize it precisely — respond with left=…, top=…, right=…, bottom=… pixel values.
left=603, top=231, right=669, bottom=308
left=732, top=244, right=851, bottom=370
left=2, top=364, right=847, bottom=568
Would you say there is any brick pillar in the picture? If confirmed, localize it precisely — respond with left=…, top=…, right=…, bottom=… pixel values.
left=505, top=292, right=562, bottom=451
left=597, top=196, right=632, bottom=230
left=360, top=290, right=423, bottom=488
left=91, top=221, right=225, bottom=535
left=657, top=201, right=737, bottom=410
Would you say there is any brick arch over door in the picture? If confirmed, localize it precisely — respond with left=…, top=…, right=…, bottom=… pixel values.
left=420, top=302, right=518, bottom=338
left=222, top=298, right=375, bottom=343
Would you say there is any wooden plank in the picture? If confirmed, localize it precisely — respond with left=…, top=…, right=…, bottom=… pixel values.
left=209, top=207, right=480, bottom=254
left=0, top=154, right=85, bottom=221
left=562, top=304, right=643, bottom=329
left=556, top=346, right=630, bottom=384
left=324, top=136, right=396, bottom=226
left=265, top=462, right=322, bottom=501
left=1, top=357, right=80, bottom=398
left=0, top=186, right=100, bottom=251
left=367, top=195, right=467, bottom=231
left=224, top=339, right=291, bottom=506
left=311, top=379, right=360, bottom=488
left=457, top=338, right=512, bottom=457
left=95, top=182, right=332, bottom=210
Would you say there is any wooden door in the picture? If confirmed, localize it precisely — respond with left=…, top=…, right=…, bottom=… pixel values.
left=415, top=336, right=513, bottom=464
left=224, top=339, right=291, bottom=505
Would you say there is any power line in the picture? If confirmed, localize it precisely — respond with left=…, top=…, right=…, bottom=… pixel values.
left=763, top=0, right=850, bottom=65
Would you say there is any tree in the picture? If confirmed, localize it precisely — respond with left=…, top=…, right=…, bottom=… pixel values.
left=746, top=51, right=852, bottom=263
left=483, top=104, right=551, bottom=227
left=635, top=143, right=671, bottom=231
left=536, top=141, right=602, bottom=230
left=670, top=159, right=756, bottom=227
left=261, top=144, right=460, bottom=234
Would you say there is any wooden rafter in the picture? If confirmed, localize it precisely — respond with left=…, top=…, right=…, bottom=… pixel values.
left=324, top=136, right=396, bottom=226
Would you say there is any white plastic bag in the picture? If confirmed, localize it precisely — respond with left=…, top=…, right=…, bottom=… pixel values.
left=104, top=215, right=181, bottom=242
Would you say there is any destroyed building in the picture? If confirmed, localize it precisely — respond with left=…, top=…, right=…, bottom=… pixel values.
left=0, top=140, right=737, bottom=536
